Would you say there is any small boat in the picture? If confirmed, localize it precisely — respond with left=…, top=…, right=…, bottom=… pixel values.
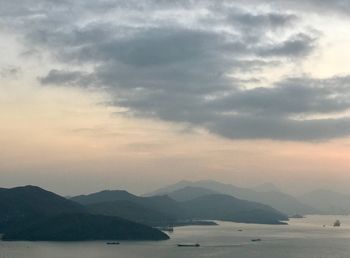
left=106, top=242, right=120, bottom=245
left=237, top=229, right=243, bottom=232
left=177, top=243, right=200, bottom=247
left=251, top=238, right=262, bottom=242
left=334, top=220, right=341, bottom=227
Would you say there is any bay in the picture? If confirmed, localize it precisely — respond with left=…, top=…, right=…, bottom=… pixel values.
left=1, top=215, right=349, bottom=258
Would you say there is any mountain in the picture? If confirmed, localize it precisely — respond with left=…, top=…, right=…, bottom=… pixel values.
left=0, top=186, right=169, bottom=241
left=71, top=190, right=187, bottom=223
left=147, top=180, right=317, bottom=216
left=299, top=190, right=350, bottom=215
left=71, top=190, right=136, bottom=205
left=250, top=191, right=318, bottom=216
left=167, top=186, right=218, bottom=202
left=2, top=213, right=169, bottom=241
left=72, top=190, right=186, bottom=218
left=72, top=188, right=287, bottom=225
left=181, top=194, right=288, bottom=224
left=144, top=180, right=194, bottom=196
left=86, top=200, right=177, bottom=226
left=0, top=185, right=86, bottom=232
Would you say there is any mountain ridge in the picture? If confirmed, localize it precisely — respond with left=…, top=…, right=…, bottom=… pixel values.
left=146, top=180, right=317, bottom=215
left=71, top=187, right=288, bottom=225
left=0, top=185, right=169, bottom=241
left=299, top=189, right=350, bottom=215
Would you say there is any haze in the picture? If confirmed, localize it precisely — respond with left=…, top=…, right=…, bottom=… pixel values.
left=1, top=0, right=350, bottom=196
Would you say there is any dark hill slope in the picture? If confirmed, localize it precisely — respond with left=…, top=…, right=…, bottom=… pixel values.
left=181, top=194, right=288, bottom=224
left=2, top=213, right=169, bottom=241
left=72, top=189, right=287, bottom=225
left=0, top=186, right=169, bottom=241
left=71, top=190, right=186, bottom=219
left=0, top=185, right=85, bottom=232
left=87, top=200, right=176, bottom=226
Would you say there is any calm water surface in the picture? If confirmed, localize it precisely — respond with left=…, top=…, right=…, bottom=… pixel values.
left=1, top=215, right=349, bottom=258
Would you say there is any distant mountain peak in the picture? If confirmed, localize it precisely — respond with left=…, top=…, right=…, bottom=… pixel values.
left=14, top=185, right=44, bottom=190
left=70, top=189, right=136, bottom=205
left=299, top=189, right=350, bottom=215
left=146, top=179, right=316, bottom=216
left=167, top=186, right=218, bottom=202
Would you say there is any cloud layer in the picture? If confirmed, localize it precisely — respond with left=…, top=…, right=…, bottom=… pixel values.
left=2, top=0, right=350, bottom=141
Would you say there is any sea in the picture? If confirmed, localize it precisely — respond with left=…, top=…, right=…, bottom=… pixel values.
left=1, top=215, right=349, bottom=258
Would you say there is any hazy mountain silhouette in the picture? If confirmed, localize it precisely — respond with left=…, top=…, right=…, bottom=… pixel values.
left=0, top=186, right=168, bottom=241
left=181, top=194, right=288, bottom=224
left=72, top=188, right=288, bottom=225
left=144, top=180, right=194, bottom=196
left=71, top=190, right=186, bottom=219
left=299, top=189, right=350, bottom=215
left=147, top=180, right=317, bottom=215
left=167, top=186, right=218, bottom=202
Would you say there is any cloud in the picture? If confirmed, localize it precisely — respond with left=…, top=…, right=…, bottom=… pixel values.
left=0, top=66, right=21, bottom=78
left=273, top=0, right=350, bottom=15
left=39, top=69, right=92, bottom=86
left=3, top=0, right=350, bottom=141
left=257, top=33, right=317, bottom=57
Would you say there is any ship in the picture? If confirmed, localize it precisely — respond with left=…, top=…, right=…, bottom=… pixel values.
left=177, top=243, right=200, bottom=247
left=333, top=220, right=341, bottom=227
left=106, top=242, right=120, bottom=245
left=251, top=238, right=262, bottom=242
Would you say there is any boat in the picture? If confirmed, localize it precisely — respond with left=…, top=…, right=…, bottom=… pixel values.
left=251, top=238, right=262, bottom=242
left=106, top=242, right=120, bottom=245
left=334, top=220, right=341, bottom=227
left=177, top=243, right=200, bottom=247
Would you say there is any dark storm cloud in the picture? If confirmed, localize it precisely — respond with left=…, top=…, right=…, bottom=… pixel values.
left=3, top=0, right=350, bottom=141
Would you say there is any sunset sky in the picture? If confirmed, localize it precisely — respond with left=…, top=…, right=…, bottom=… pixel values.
left=1, top=0, right=350, bottom=196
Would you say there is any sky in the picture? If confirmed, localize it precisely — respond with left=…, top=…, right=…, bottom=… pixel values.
left=1, top=0, right=350, bottom=196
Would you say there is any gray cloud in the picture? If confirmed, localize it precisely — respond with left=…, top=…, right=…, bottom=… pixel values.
left=212, top=116, right=350, bottom=141
left=107, top=76, right=350, bottom=141
left=257, top=33, right=317, bottom=57
left=39, top=69, right=93, bottom=86
left=272, top=0, right=350, bottom=16
left=210, top=77, right=350, bottom=116
left=227, top=11, right=297, bottom=29
left=3, top=0, right=350, bottom=141
left=0, top=66, right=21, bottom=78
